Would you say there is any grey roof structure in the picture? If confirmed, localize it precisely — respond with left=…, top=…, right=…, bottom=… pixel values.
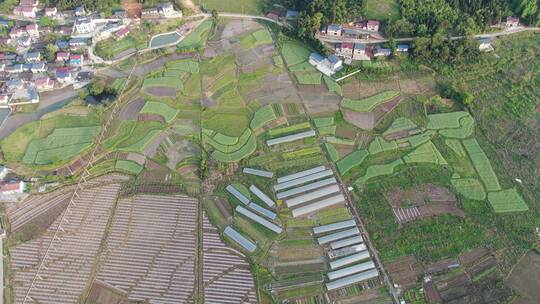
left=330, top=235, right=364, bottom=250
left=292, top=194, right=345, bottom=218
left=274, top=169, right=334, bottom=191
left=249, top=185, right=275, bottom=207
left=313, top=219, right=356, bottom=235
left=224, top=226, right=257, bottom=252
left=317, top=227, right=359, bottom=245
left=236, top=206, right=282, bottom=234
left=327, top=260, right=375, bottom=280
left=276, top=177, right=337, bottom=199
left=248, top=202, right=277, bottom=220
left=226, top=185, right=250, bottom=205
left=266, top=130, right=316, bottom=146
left=328, top=244, right=367, bottom=259
left=286, top=184, right=341, bottom=208
left=277, top=166, right=326, bottom=183
left=325, top=269, right=379, bottom=290
left=330, top=251, right=371, bottom=269
left=243, top=168, right=274, bottom=178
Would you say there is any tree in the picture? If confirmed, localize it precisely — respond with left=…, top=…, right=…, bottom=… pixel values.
left=44, top=43, right=57, bottom=62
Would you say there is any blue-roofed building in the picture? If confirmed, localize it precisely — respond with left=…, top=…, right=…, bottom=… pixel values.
left=0, top=20, right=10, bottom=28
left=342, top=28, right=359, bottom=38
left=396, top=44, right=409, bottom=52
left=309, top=52, right=343, bottom=76
left=224, top=226, right=257, bottom=252
left=326, top=24, right=342, bottom=36
left=374, top=46, right=391, bottom=57
left=353, top=43, right=369, bottom=61
left=285, top=10, right=299, bottom=19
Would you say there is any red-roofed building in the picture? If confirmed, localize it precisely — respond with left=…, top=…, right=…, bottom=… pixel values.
left=366, top=20, right=380, bottom=32
left=0, top=181, right=26, bottom=194
left=335, top=43, right=354, bottom=59
left=266, top=11, right=279, bottom=21
left=9, top=27, right=25, bottom=38
left=56, top=51, right=70, bottom=62
left=114, top=27, right=130, bottom=39
left=0, top=53, right=5, bottom=60
left=45, top=7, right=57, bottom=16
left=69, top=54, right=84, bottom=66
left=35, top=77, right=55, bottom=90
left=13, top=6, right=37, bottom=18
left=20, top=0, right=39, bottom=7
left=506, top=16, right=519, bottom=27
left=25, top=23, right=39, bottom=36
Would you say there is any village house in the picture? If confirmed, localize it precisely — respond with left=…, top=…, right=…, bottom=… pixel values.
left=13, top=6, right=37, bottom=18
left=11, top=86, right=39, bottom=104
left=266, top=11, right=279, bottom=21
left=335, top=43, right=354, bottom=59
left=478, top=37, right=494, bottom=52
left=69, top=37, right=88, bottom=50
left=0, top=20, right=10, bottom=28
left=352, top=43, right=369, bottom=61
left=285, top=10, right=299, bottom=19
left=374, top=46, right=392, bottom=57
left=35, top=76, right=55, bottom=90
left=0, top=165, right=8, bottom=180
left=342, top=27, right=360, bottom=39
left=98, top=23, right=120, bottom=39
left=0, top=181, right=26, bottom=194
left=326, top=24, right=342, bottom=36
left=9, top=27, right=25, bottom=39
left=56, top=67, right=72, bottom=83
left=56, top=51, right=70, bottom=62
left=55, top=26, right=73, bottom=36
left=113, top=9, right=127, bottom=19
left=74, top=18, right=95, bottom=34
left=45, top=7, right=57, bottom=17
left=159, top=3, right=179, bottom=17
left=75, top=6, right=87, bottom=17
left=25, top=23, right=39, bottom=37
left=18, top=36, right=32, bottom=47
left=115, top=27, right=130, bottom=40
left=506, top=16, right=519, bottom=27
left=366, top=20, right=380, bottom=32
left=0, top=95, right=10, bottom=107
left=396, top=44, right=409, bottom=53
left=141, top=8, right=160, bottom=19
left=69, top=54, right=84, bottom=66
left=0, top=37, right=11, bottom=45
left=6, top=64, right=24, bottom=74
left=25, top=51, right=41, bottom=62
left=6, top=78, right=24, bottom=92
left=30, top=62, right=46, bottom=73
left=20, top=0, right=39, bottom=6
left=308, top=53, right=343, bottom=76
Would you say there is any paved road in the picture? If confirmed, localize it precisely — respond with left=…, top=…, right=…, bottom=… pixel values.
left=317, top=26, right=540, bottom=44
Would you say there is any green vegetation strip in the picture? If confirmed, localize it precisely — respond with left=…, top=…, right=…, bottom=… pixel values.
left=383, top=117, right=417, bottom=137
left=403, top=141, right=448, bottom=165
left=166, top=59, right=199, bottom=73
left=325, top=143, right=339, bottom=162
left=268, top=122, right=311, bottom=138
left=250, top=105, right=277, bottom=130
left=142, top=76, right=183, bottom=91
left=119, top=129, right=162, bottom=152
left=140, top=101, right=178, bottom=123
left=341, top=91, right=399, bottom=112
left=427, top=111, right=469, bottom=130
left=282, top=41, right=311, bottom=67
left=177, top=19, right=212, bottom=50
left=211, top=131, right=257, bottom=162
left=324, top=76, right=342, bottom=96
left=462, top=138, right=501, bottom=192
left=451, top=178, right=486, bottom=201
left=283, top=146, right=322, bottom=160
left=356, top=159, right=403, bottom=185
left=445, top=139, right=466, bottom=157
left=488, top=188, right=528, bottom=213
left=115, top=160, right=143, bottom=174
left=368, top=136, right=398, bottom=154
left=337, top=149, right=369, bottom=175
left=439, top=115, right=475, bottom=139
left=203, top=129, right=252, bottom=153
left=313, top=117, right=334, bottom=128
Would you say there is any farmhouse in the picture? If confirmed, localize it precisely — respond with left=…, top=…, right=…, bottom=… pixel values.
left=25, top=51, right=41, bottom=62
left=366, top=20, right=380, bottom=32
left=335, top=43, right=354, bottom=59
left=326, top=24, right=342, bottom=36
left=141, top=8, right=160, bottom=19
left=0, top=38, right=11, bottom=45
left=309, top=53, right=343, bottom=76
left=341, top=27, right=360, bottom=39
left=266, top=12, right=279, bottom=21
left=6, top=64, right=23, bottom=74
left=373, top=46, right=391, bottom=57
left=9, top=27, right=25, bottom=38
left=56, top=51, right=70, bottom=62
left=0, top=63, right=5, bottom=72
left=35, top=76, right=55, bottom=90
left=11, top=87, right=39, bottom=104
left=13, top=6, right=37, bottom=18
left=352, top=43, right=369, bottom=61
left=396, top=44, right=409, bottom=52
left=17, top=36, right=32, bottom=47
left=56, top=67, right=73, bottom=83
left=30, top=62, right=46, bottom=73
left=69, top=37, right=89, bottom=49
left=75, top=5, right=87, bottom=17
left=159, top=3, right=179, bottom=17
left=74, top=18, right=95, bottom=34
left=45, top=7, right=57, bottom=17
left=69, top=54, right=84, bottom=66
left=505, top=16, right=519, bottom=27
left=478, top=37, right=494, bottom=52
left=0, top=181, right=26, bottom=194
left=114, top=27, right=129, bottom=39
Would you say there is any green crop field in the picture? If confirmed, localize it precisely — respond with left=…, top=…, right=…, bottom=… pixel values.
left=177, top=19, right=212, bottom=50
left=240, top=28, right=273, bottom=48
left=282, top=41, right=312, bottom=67
left=326, top=136, right=355, bottom=146
left=445, top=139, right=467, bottom=158
left=203, top=112, right=250, bottom=137
left=22, top=126, right=100, bottom=165
left=166, top=59, right=199, bottom=73
left=403, top=141, right=448, bottom=165
left=119, top=129, right=162, bottom=152
left=323, top=76, right=342, bottom=96
left=383, top=117, right=417, bottom=137
left=268, top=122, right=311, bottom=137
left=368, top=136, right=399, bottom=154
left=439, top=115, right=475, bottom=138
left=341, top=91, right=400, bottom=112
left=399, top=130, right=435, bottom=147
left=318, top=125, right=337, bottom=135
left=283, top=146, right=322, bottom=160
left=427, top=111, right=469, bottom=129
left=115, top=160, right=143, bottom=174
left=213, top=132, right=239, bottom=145
left=142, top=76, right=183, bottom=91
left=203, top=129, right=252, bottom=153
left=313, top=117, right=334, bottom=128
left=356, top=159, right=403, bottom=184
left=195, top=0, right=264, bottom=14
left=337, top=149, right=369, bottom=175
left=295, top=71, right=322, bottom=85
left=451, top=178, right=486, bottom=201
left=364, top=0, right=400, bottom=21
left=462, top=138, right=501, bottom=192
left=140, top=101, right=179, bottom=123
left=250, top=105, right=277, bottom=130
left=488, top=188, right=529, bottom=213
left=325, top=143, right=339, bottom=162
left=211, top=132, right=257, bottom=162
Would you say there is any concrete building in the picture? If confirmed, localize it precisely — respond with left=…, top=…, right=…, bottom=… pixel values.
left=0, top=181, right=26, bottom=194
left=74, top=18, right=95, bottom=34
left=352, top=43, right=369, bottom=61
left=326, top=24, right=342, bottom=36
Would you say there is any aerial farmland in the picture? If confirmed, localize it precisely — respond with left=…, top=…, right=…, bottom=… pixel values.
left=0, top=2, right=538, bottom=303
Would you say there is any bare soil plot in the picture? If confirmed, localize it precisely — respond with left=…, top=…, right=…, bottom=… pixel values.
left=342, top=79, right=400, bottom=100
left=335, top=144, right=355, bottom=159
left=96, top=194, right=198, bottom=303
left=459, top=247, right=491, bottom=267
left=144, top=86, right=177, bottom=97
left=335, top=125, right=357, bottom=139
left=300, top=91, right=341, bottom=114
left=202, top=212, right=257, bottom=303
left=506, top=251, right=540, bottom=303
left=243, top=73, right=300, bottom=105
left=133, top=52, right=197, bottom=77
left=136, top=113, right=166, bottom=123
left=386, top=184, right=465, bottom=223
left=84, top=279, right=130, bottom=304
left=342, top=97, right=402, bottom=130
left=385, top=255, right=422, bottom=288
left=426, top=258, right=460, bottom=274
left=118, top=97, right=144, bottom=120
left=10, top=174, right=128, bottom=304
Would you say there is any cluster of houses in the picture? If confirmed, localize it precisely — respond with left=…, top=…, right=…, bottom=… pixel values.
left=140, top=3, right=182, bottom=19
left=321, top=19, right=382, bottom=40
left=0, top=165, right=25, bottom=195
left=334, top=42, right=409, bottom=63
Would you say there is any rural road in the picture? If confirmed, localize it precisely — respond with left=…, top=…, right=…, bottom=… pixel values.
left=317, top=26, right=540, bottom=44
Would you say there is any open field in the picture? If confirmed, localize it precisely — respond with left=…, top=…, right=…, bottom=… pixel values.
left=140, top=101, right=179, bottom=123
left=195, top=0, right=264, bottom=14
left=487, top=188, right=528, bottom=213
left=341, top=91, right=400, bottom=112
left=177, top=19, right=213, bottom=50
left=364, top=0, right=400, bottom=21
